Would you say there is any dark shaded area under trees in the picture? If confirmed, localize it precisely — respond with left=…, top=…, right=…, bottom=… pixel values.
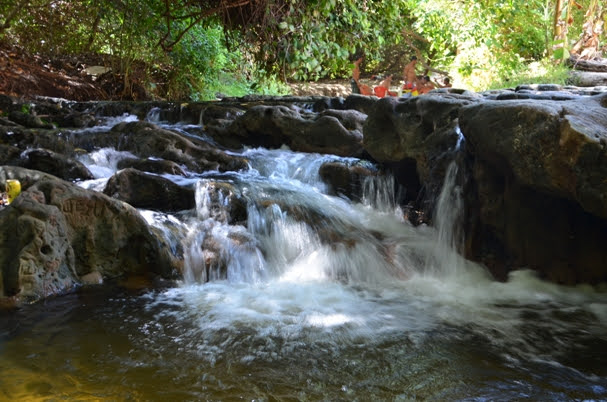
left=0, top=0, right=606, bottom=101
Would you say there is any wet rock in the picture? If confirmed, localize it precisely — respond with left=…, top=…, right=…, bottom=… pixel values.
left=72, top=120, right=249, bottom=173
left=194, top=180, right=248, bottom=225
left=51, top=112, right=98, bottom=128
left=19, top=148, right=94, bottom=181
left=460, top=92, right=607, bottom=219
left=0, top=166, right=180, bottom=303
left=185, top=224, right=261, bottom=283
left=8, top=110, right=54, bottom=129
left=225, top=104, right=365, bottom=156
left=363, top=93, right=474, bottom=182
left=117, top=157, right=187, bottom=176
left=0, top=144, right=22, bottom=165
left=459, top=92, right=607, bottom=284
left=466, top=160, right=607, bottom=284
left=0, top=125, right=75, bottom=155
left=103, top=168, right=195, bottom=212
left=319, top=161, right=380, bottom=201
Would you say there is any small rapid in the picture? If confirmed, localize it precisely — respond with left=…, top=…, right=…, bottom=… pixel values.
left=1, top=113, right=604, bottom=400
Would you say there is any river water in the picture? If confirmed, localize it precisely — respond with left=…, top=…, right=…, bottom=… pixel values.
left=1, top=112, right=607, bottom=401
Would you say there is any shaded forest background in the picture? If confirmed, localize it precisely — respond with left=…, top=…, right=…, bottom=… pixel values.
left=0, top=0, right=605, bottom=101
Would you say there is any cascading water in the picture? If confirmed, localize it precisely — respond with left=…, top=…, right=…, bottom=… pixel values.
left=1, top=113, right=606, bottom=400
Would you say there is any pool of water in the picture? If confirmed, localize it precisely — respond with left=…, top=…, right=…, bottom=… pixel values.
left=1, top=270, right=606, bottom=401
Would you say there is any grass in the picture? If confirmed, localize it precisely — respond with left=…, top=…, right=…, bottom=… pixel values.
left=485, top=60, right=572, bottom=90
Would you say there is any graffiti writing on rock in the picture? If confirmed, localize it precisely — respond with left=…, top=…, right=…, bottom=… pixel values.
left=61, top=198, right=109, bottom=226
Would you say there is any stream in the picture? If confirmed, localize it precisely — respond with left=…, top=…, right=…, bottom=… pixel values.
left=1, top=111, right=606, bottom=401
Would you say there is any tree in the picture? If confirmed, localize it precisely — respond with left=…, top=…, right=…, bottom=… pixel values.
left=570, top=0, right=605, bottom=59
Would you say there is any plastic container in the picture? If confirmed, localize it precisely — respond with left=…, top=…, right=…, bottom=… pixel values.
left=6, top=179, right=21, bottom=204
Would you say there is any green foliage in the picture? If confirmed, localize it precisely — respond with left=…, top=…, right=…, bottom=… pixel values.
left=484, top=58, right=571, bottom=90
left=0, top=0, right=604, bottom=99
left=268, top=0, right=413, bottom=81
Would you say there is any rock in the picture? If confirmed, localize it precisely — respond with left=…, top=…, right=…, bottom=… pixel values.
left=0, top=125, right=75, bottom=155
left=567, top=56, right=607, bottom=72
left=459, top=93, right=607, bottom=220
left=52, top=112, right=98, bottom=128
left=459, top=93, right=607, bottom=284
left=569, top=71, right=607, bottom=87
left=19, top=148, right=94, bottom=181
left=0, top=144, right=22, bottom=165
left=117, top=157, right=188, bottom=176
left=103, top=168, right=195, bottom=212
left=343, top=94, right=378, bottom=115
left=225, top=104, right=299, bottom=148
left=81, top=271, right=103, bottom=284
left=8, top=110, right=55, bottom=129
left=185, top=224, right=261, bottom=283
left=466, top=159, right=607, bottom=284
left=71, top=120, right=249, bottom=173
left=0, top=166, right=180, bottom=302
left=319, top=160, right=380, bottom=201
left=225, top=104, right=365, bottom=156
left=363, top=93, right=475, bottom=181
left=194, top=180, right=248, bottom=225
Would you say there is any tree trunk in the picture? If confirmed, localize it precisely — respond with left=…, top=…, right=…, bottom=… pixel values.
left=553, top=0, right=564, bottom=40
left=567, top=56, right=607, bottom=72
left=569, top=71, right=607, bottom=86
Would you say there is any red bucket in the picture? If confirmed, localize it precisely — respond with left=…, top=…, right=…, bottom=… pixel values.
left=374, top=86, right=387, bottom=98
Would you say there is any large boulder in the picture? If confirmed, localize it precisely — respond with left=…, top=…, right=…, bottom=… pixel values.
left=362, top=93, right=478, bottom=211
left=0, top=166, right=180, bottom=303
left=459, top=92, right=607, bottom=284
left=460, top=92, right=607, bottom=219
left=363, top=94, right=477, bottom=178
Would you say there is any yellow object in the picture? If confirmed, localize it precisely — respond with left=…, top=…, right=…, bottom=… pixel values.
left=6, top=179, right=21, bottom=204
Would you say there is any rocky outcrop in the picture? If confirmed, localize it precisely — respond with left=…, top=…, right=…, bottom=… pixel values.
left=460, top=93, right=607, bottom=219
left=71, top=120, right=249, bottom=173
left=2, top=86, right=607, bottom=303
left=0, top=166, right=180, bottom=302
left=458, top=92, right=607, bottom=283
left=362, top=89, right=607, bottom=284
left=222, top=104, right=365, bottom=156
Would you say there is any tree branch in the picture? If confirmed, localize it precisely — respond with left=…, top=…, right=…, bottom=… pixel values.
left=400, top=29, right=449, bottom=77
left=158, top=0, right=253, bottom=52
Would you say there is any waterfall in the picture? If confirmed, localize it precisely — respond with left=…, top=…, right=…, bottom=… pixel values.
left=24, top=110, right=603, bottom=402
left=361, top=174, right=404, bottom=220
left=182, top=180, right=267, bottom=284
left=426, top=161, right=466, bottom=276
